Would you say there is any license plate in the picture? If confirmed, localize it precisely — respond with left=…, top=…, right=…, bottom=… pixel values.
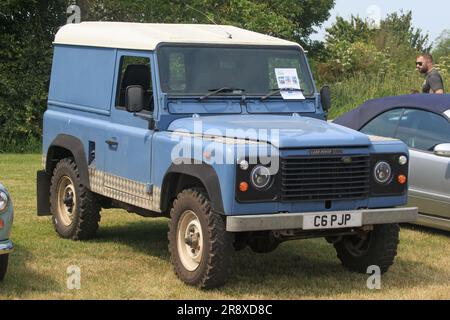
left=303, top=211, right=362, bottom=230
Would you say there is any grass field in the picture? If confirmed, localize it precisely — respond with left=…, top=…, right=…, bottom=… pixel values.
left=0, top=154, right=449, bottom=300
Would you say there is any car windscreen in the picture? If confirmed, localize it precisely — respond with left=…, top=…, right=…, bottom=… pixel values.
left=157, top=45, right=315, bottom=97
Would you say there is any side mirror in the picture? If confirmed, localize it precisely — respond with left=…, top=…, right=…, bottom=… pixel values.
left=125, top=85, right=145, bottom=113
left=320, top=85, right=331, bottom=112
left=434, top=143, right=450, bottom=157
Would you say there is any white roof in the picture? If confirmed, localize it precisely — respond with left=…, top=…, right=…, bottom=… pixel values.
left=54, top=22, right=301, bottom=50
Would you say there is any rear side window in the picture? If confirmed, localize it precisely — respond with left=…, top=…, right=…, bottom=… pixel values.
left=115, top=56, right=153, bottom=111
left=360, top=108, right=404, bottom=138
left=49, top=46, right=116, bottom=111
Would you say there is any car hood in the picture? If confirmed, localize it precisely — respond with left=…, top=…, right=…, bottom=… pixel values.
left=168, top=115, right=371, bottom=148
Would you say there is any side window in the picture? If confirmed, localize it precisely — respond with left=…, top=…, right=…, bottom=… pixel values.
left=116, top=56, right=153, bottom=112
left=360, top=108, right=404, bottom=138
left=395, top=109, right=450, bottom=151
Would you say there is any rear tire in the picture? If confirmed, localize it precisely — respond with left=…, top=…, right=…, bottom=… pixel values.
left=333, top=224, right=400, bottom=274
left=50, top=158, right=100, bottom=240
left=168, top=188, right=232, bottom=289
left=248, top=232, right=280, bottom=254
left=0, top=254, right=8, bottom=281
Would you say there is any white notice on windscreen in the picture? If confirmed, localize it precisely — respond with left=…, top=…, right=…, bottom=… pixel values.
left=275, top=68, right=305, bottom=100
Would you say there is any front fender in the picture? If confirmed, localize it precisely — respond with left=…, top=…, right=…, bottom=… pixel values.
left=162, top=161, right=225, bottom=214
left=0, top=188, right=13, bottom=241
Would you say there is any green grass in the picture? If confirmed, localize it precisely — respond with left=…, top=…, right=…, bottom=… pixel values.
left=0, top=154, right=449, bottom=299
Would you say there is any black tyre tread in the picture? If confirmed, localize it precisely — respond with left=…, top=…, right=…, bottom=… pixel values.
left=0, top=254, right=8, bottom=281
left=168, top=188, right=232, bottom=289
left=248, top=233, right=280, bottom=254
left=50, top=158, right=100, bottom=240
left=334, top=224, right=400, bottom=274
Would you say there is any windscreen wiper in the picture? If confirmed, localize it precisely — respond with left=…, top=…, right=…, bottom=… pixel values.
left=260, top=88, right=304, bottom=101
left=199, top=87, right=245, bottom=101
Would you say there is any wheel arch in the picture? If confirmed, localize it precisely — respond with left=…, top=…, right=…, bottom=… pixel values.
left=46, top=134, right=90, bottom=189
left=161, top=161, right=225, bottom=215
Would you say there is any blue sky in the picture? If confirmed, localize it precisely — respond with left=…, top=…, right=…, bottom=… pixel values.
left=311, top=0, right=449, bottom=45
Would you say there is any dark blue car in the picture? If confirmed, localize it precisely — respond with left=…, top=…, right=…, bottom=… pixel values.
left=334, top=94, right=450, bottom=231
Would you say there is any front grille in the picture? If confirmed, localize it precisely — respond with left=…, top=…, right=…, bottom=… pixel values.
left=281, top=154, right=370, bottom=202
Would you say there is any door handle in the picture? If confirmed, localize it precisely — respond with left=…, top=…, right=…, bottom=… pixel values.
left=105, top=138, right=118, bottom=147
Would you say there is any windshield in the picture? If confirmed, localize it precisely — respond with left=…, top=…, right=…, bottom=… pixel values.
left=157, top=45, right=315, bottom=97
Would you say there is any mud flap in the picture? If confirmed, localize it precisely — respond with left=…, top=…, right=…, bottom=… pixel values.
left=36, top=170, right=51, bottom=216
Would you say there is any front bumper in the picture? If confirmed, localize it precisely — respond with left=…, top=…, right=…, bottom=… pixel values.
left=226, top=207, right=418, bottom=232
left=0, top=240, right=13, bottom=255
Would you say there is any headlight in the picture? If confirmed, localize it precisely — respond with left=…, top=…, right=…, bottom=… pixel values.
left=250, top=165, right=271, bottom=189
left=0, top=191, right=9, bottom=212
left=374, top=161, right=392, bottom=184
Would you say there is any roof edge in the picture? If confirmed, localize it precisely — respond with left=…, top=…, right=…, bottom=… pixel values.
left=54, top=22, right=303, bottom=51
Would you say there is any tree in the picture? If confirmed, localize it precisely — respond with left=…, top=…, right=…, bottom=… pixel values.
left=83, top=0, right=335, bottom=49
left=433, top=30, right=450, bottom=63
left=325, top=15, right=374, bottom=48
left=317, top=10, right=430, bottom=83
left=0, top=0, right=335, bottom=151
left=376, top=11, right=430, bottom=53
left=374, top=11, right=430, bottom=71
left=0, top=0, right=67, bottom=151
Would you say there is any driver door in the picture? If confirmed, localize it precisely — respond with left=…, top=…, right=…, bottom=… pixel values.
left=395, top=108, right=450, bottom=219
left=103, top=51, right=155, bottom=209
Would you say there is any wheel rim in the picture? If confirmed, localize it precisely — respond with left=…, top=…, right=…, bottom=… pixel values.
left=177, top=210, right=203, bottom=272
left=56, top=175, right=76, bottom=227
left=343, top=233, right=371, bottom=257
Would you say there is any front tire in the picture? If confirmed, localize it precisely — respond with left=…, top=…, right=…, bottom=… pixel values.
left=50, top=158, right=100, bottom=240
left=0, top=254, right=8, bottom=281
left=333, top=224, right=400, bottom=274
left=168, top=188, right=232, bottom=289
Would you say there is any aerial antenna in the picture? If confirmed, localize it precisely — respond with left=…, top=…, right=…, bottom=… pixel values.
left=186, top=4, right=233, bottom=39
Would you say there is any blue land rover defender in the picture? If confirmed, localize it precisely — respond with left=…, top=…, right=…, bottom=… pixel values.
left=37, top=22, right=417, bottom=288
